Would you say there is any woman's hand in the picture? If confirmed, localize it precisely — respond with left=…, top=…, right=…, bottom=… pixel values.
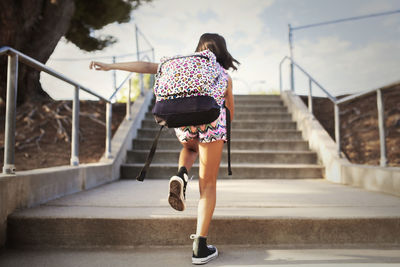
left=89, top=61, right=111, bottom=71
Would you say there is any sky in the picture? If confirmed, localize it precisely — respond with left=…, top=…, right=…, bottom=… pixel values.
left=41, top=0, right=400, bottom=100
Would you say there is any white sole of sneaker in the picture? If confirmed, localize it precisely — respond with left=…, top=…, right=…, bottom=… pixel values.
left=192, top=247, right=218, bottom=265
left=168, top=176, right=185, bottom=211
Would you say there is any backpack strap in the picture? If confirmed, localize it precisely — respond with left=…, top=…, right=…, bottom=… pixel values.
left=137, top=106, right=231, bottom=181
left=136, top=125, right=164, bottom=181
left=224, top=104, right=233, bottom=176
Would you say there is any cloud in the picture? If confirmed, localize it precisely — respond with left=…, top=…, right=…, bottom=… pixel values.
left=196, top=9, right=218, bottom=23
left=41, top=0, right=400, bottom=99
left=130, top=0, right=277, bottom=95
left=231, top=31, right=248, bottom=41
left=356, top=0, right=397, bottom=15
left=291, top=36, right=400, bottom=96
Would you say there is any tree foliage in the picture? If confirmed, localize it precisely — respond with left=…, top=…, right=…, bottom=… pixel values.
left=65, top=0, right=150, bottom=51
left=0, top=0, right=151, bottom=104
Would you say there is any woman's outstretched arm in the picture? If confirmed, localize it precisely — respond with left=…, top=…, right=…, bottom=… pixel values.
left=89, top=61, right=159, bottom=74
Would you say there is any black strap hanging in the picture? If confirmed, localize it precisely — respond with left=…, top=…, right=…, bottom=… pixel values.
left=136, top=125, right=164, bottom=181
left=137, top=104, right=232, bottom=181
left=225, top=104, right=232, bottom=176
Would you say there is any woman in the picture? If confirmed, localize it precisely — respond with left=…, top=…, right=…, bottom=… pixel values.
left=90, top=33, right=239, bottom=265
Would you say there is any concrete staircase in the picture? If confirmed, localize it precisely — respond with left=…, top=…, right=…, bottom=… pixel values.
left=6, top=95, right=400, bottom=249
left=121, top=95, right=324, bottom=179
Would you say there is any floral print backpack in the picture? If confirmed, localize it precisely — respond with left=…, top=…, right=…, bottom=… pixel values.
left=136, top=49, right=232, bottom=181
left=152, top=49, right=225, bottom=127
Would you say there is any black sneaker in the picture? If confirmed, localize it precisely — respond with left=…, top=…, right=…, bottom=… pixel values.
left=191, top=234, right=218, bottom=265
left=168, top=166, right=188, bottom=211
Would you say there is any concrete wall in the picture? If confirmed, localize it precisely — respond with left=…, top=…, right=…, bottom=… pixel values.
left=281, top=90, right=400, bottom=197
left=0, top=90, right=154, bottom=248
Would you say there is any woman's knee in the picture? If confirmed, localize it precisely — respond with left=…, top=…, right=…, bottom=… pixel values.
left=199, top=179, right=217, bottom=195
left=182, top=141, right=199, bottom=153
left=199, top=174, right=217, bottom=188
left=187, top=146, right=199, bottom=153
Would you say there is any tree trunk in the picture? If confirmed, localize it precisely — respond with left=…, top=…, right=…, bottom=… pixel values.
left=0, top=0, right=75, bottom=105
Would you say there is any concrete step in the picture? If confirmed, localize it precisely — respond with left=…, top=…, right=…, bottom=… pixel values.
left=233, top=105, right=288, bottom=113
left=234, top=112, right=292, bottom=120
left=126, top=150, right=318, bottom=164
left=7, top=179, right=400, bottom=248
left=234, top=94, right=282, bottom=100
left=145, top=112, right=293, bottom=121
left=141, top=119, right=297, bottom=130
left=132, top=138, right=310, bottom=151
left=120, top=163, right=324, bottom=179
left=137, top=128, right=304, bottom=140
left=3, top=247, right=400, bottom=267
left=234, top=99, right=284, bottom=106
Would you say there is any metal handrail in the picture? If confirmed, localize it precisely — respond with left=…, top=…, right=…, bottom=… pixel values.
left=0, top=47, right=109, bottom=101
left=109, top=72, right=135, bottom=101
left=103, top=54, right=154, bottom=157
left=0, top=46, right=112, bottom=174
left=279, top=56, right=337, bottom=102
left=279, top=55, right=389, bottom=167
left=108, top=55, right=153, bottom=101
left=135, top=26, right=155, bottom=62
left=101, top=24, right=156, bottom=158
left=335, top=86, right=384, bottom=105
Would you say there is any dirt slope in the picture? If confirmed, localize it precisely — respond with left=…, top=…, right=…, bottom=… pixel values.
left=301, top=82, right=400, bottom=167
left=0, top=101, right=126, bottom=171
left=1, top=82, right=399, bottom=172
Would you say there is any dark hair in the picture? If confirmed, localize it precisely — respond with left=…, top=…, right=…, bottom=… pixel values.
left=195, top=33, right=240, bottom=71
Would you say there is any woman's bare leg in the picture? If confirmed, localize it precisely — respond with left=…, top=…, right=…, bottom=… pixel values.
left=169, top=139, right=199, bottom=211
left=196, top=140, right=224, bottom=237
left=178, top=139, right=199, bottom=172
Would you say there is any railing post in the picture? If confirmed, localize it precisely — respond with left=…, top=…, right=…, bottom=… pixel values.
left=139, top=74, right=144, bottom=96
left=289, top=63, right=294, bottom=92
left=279, top=61, right=283, bottom=93
left=108, top=56, right=117, bottom=157
left=334, top=103, right=341, bottom=158
left=70, top=86, right=79, bottom=166
left=2, top=53, right=18, bottom=174
left=308, top=78, right=313, bottom=114
left=150, top=74, right=155, bottom=89
left=135, top=24, right=140, bottom=61
left=105, top=102, right=112, bottom=158
left=126, top=79, right=132, bottom=121
left=135, top=24, right=145, bottom=96
left=377, top=89, right=387, bottom=167
left=288, top=24, right=295, bottom=92
left=112, top=56, right=117, bottom=91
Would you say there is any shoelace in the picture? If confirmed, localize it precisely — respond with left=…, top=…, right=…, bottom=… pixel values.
left=190, top=234, right=199, bottom=240
left=190, top=234, right=209, bottom=239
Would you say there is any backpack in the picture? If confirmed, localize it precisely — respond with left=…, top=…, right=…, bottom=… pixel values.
left=136, top=50, right=232, bottom=181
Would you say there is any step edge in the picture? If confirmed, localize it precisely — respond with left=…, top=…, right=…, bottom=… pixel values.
left=122, top=163, right=325, bottom=168
left=127, top=150, right=317, bottom=154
